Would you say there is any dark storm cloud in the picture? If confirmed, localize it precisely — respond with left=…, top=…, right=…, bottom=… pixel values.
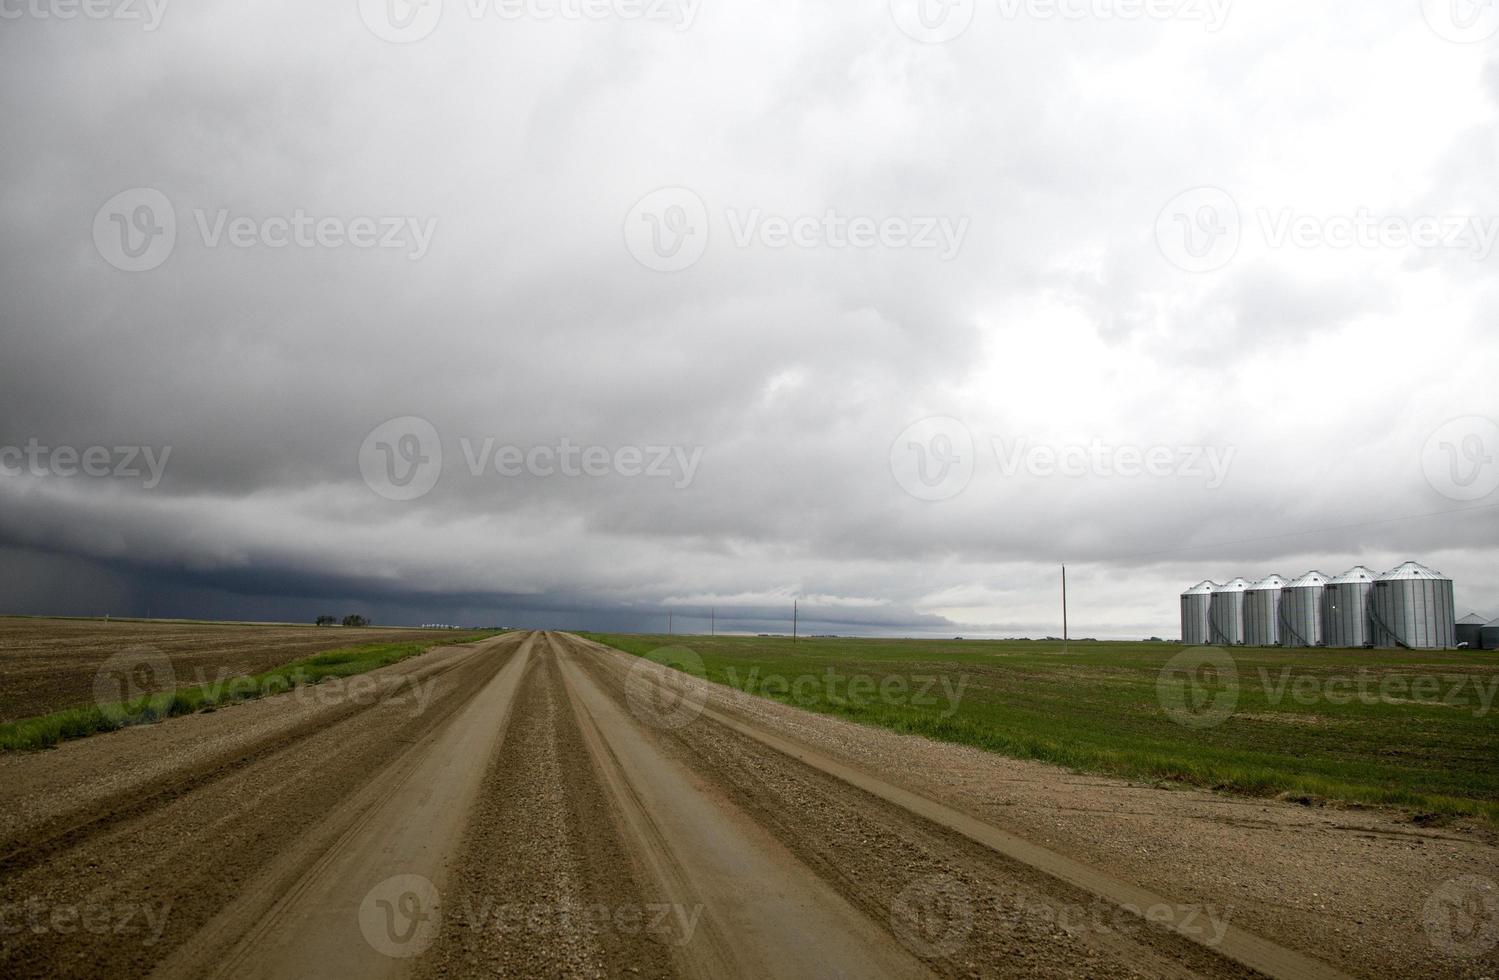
left=1, top=1, right=1496, bottom=636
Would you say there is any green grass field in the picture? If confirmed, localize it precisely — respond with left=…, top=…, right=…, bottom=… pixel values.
left=581, top=633, right=1499, bottom=824
left=0, top=631, right=500, bottom=752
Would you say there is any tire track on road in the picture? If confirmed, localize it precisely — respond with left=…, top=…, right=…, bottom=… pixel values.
left=555, top=634, right=935, bottom=980
left=162, top=631, right=537, bottom=980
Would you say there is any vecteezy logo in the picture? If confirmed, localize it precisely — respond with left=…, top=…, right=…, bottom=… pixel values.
left=1422, top=0, right=1499, bottom=43
left=93, top=646, right=175, bottom=724
left=358, top=0, right=443, bottom=43
left=889, top=874, right=974, bottom=959
left=888, top=0, right=975, bottom=43
left=359, top=416, right=443, bottom=501
left=1422, top=416, right=1499, bottom=502
left=93, top=188, right=177, bottom=273
left=359, top=874, right=442, bottom=958
left=623, top=187, right=710, bottom=272
left=624, top=646, right=709, bottom=730
left=1157, top=647, right=1239, bottom=729
left=1423, top=875, right=1499, bottom=958
left=1155, top=186, right=1240, bottom=273
left=889, top=417, right=974, bottom=502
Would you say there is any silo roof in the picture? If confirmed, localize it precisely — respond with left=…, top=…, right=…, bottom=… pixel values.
left=1329, top=566, right=1377, bottom=584
left=1377, top=561, right=1447, bottom=581
left=1213, top=577, right=1252, bottom=592
left=1182, top=580, right=1217, bottom=595
left=1287, top=570, right=1330, bottom=588
left=1248, top=574, right=1288, bottom=590
left=1457, top=613, right=1489, bottom=626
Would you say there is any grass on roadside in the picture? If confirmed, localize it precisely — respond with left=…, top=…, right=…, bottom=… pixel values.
left=0, top=630, right=501, bottom=752
left=580, top=632, right=1499, bottom=825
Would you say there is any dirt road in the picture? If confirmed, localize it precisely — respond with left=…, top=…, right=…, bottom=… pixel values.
left=0, top=631, right=1494, bottom=978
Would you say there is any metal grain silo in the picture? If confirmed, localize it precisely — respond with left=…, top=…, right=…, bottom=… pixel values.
left=1180, top=581, right=1216, bottom=645
left=1482, top=617, right=1499, bottom=651
left=1324, top=566, right=1376, bottom=648
left=1371, top=561, right=1456, bottom=650
left=1279, top=570, right=1329, bottom=648
left=1243, top=574, right=1288, bottom=646
left=1209, top=578, right=1251, bottom=645
left=1456, top=613, right=1489, bottom=649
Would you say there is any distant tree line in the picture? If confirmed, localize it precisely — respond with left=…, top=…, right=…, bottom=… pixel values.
left=315, top=615, right=371, bottom=627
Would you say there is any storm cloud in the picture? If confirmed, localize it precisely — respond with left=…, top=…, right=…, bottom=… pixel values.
left=1, top=0, right=1496, bottom=636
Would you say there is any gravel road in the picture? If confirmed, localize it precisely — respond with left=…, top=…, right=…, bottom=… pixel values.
left=1, top=630, right=1494, bottom=979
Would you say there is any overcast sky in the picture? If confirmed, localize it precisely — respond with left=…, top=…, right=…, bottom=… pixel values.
left=1, top=0, right=1496, bottom=637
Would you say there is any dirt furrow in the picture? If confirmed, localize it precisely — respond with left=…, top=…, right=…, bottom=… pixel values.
left=170, top=632, right=537, bottom=979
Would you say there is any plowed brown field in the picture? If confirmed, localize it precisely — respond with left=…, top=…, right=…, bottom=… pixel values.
left=0, top=618, right=484, bottom=721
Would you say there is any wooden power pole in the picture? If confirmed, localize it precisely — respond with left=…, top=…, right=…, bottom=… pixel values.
left=1062, top=565, right=1069, bottom=651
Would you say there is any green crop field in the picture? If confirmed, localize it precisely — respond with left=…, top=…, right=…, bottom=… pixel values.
left=581, top=633, right=1499, bottom=824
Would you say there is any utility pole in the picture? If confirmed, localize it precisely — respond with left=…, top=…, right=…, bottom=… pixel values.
left=668, top=611, right=672, bottom=636
left=711, top=607, right=715, bottom=637
left=793, top=600, right=798, bottom=644
left=1062, top=564, right=1069, bottom=652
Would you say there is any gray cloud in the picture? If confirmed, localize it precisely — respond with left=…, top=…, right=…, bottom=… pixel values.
left=1, top=2, right=1496, bottom=637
